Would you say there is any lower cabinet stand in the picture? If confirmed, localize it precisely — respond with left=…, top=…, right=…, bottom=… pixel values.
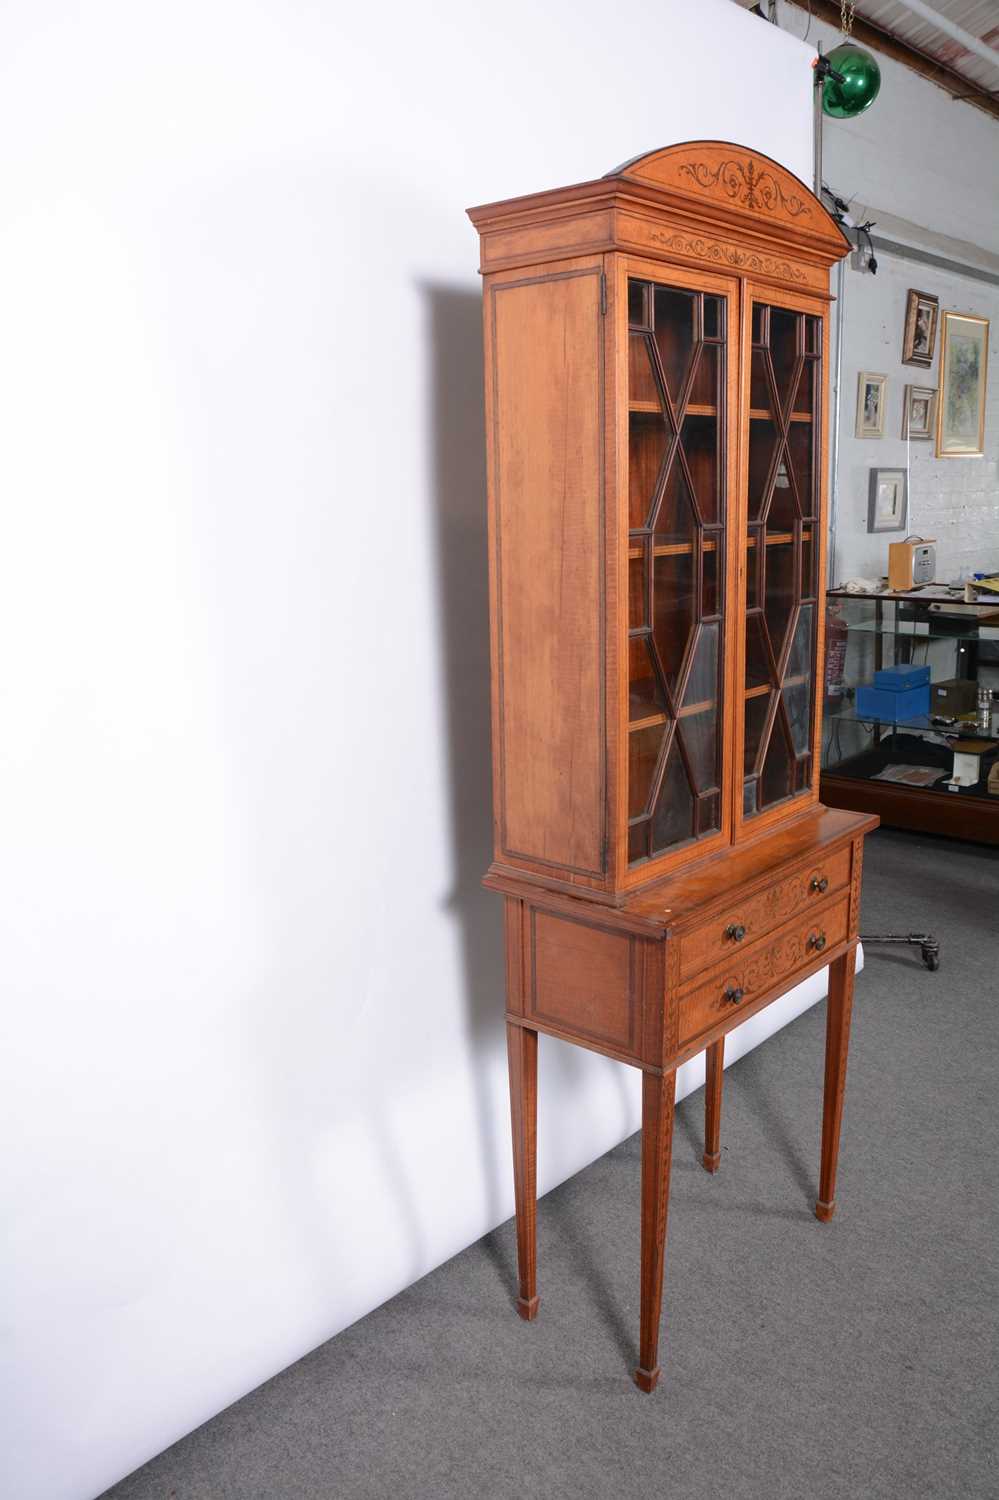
left=492, top=808, right=877, bottom=1391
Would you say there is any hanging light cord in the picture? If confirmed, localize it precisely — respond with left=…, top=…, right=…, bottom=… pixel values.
left=840, top=0, right=855, bottom=39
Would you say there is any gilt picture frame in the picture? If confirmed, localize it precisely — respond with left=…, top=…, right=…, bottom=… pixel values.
left=855, top=372, right=887, bottom=438
left=902, top=289, right=939, bottom=368
left=936, top=311, right=989, bottom=458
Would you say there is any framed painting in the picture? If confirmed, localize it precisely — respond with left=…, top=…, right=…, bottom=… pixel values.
left=902, top=289, right=939, bottom=367
left=937, top=312, right=989, bottom=458
left=867, top=468, right=908, bottom=533
left=901, top=384, right=936, bottom=440
left=856, top=371, right=887, bottom=438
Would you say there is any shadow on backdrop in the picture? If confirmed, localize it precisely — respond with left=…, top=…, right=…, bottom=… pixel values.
left=421, top=280, right=638, bottom=1322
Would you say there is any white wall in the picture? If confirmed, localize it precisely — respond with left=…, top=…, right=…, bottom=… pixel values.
left=833, top=263, right=999, bottom=584
left=771, top=0, right=999, bottom=585
left=0, top=5, right=820, bottom=1497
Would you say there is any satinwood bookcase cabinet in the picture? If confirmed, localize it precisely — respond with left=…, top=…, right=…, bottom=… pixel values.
left=467, top=143, right=878, bottom=1392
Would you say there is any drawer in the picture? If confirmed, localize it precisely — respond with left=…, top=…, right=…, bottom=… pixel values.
left=679, top=845, right=852, bottom=982
left=678, top=894, right=850, bottom=1047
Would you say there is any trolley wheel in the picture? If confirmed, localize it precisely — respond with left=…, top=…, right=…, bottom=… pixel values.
left=922, top=948, right=940, bottom=972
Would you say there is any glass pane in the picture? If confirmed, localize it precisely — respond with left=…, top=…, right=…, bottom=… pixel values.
left=630, top=724, right=666, bottom=817
left=744, top=777, right=759, bottom=815
left=650, top=740, right=695, bottom=854
left=789, top=422, right=815, bottom=517
left=752, top=304, right=766, bottom=345
left=801, top=527, right=815, bottom=600
left=629, top=820, right=650, bottom=863
left=702, top=539, right=720, bottom=618
left=681, top=412, right=720, bottom=524
left=784, top=679, right=812, bottom=756
left=629, top=412, right=669, bottom=529
left=763, top=536, right=796, bottom=669
left=680, top=708, right=718, bottom=793
left=629, top=635, right=664, bottom=723
left=760, top=723, right=793, bottom=806
left=652, top=459, right=696, bottom=546
left=629, top=333, right=662, bottom=407
left=703, top=297, right=721, bottom=340
left=744, top=690, right=772, bottom=774
left=767, top=451, right=796, bottom=532
left=745, top=613, right=772, bottom=692
left=748, top=417, right=777, bottom=521
left=688, top=342, right=719, bottom=409
left=628, top=279, right=650, bottom=330
left=788, top=603, right=814, bottom=680
left=750, top=346, right=771, bottom=412
left=745, top=529, right=762, bottom=610
left=805, top=315, right=821, bottom=355
left=770, top=307, right=799, bottom=409
left=653, top=551, right=696, bottom=698
left=682, top=622, right=718, bottom=709
left=793, top=360, right=814, bottom=416
left=629, top=551, right=647, bottom=631
left=653, top=287, right=696, bottom=403
left=697, top=790, right=721, bottom=835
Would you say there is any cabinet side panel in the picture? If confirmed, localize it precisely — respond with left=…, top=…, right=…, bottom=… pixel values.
left=490, top=267, right=606, bottom=876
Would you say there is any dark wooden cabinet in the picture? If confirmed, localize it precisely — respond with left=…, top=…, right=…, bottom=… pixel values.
left=468, top=143, right=878, bottom=1392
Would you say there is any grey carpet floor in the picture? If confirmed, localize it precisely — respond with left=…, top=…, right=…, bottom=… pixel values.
left=101, top=829, right=999, bottom=1500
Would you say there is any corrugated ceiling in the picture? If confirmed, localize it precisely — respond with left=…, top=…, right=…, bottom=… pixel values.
left=842, top=1, right=999, bottom=95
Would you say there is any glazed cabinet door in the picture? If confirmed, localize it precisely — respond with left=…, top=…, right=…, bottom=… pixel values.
left=621, top=263, right=738, bottom=882
left=738, top=289, right=827, bottom=835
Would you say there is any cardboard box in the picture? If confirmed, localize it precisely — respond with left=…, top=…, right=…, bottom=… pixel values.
left=932, top=678, right=977, bottom=715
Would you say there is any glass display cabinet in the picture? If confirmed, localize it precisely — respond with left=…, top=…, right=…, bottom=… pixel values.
left=468, top=143, right=878, bottom=1393
left=821, top=589, right=999, bottom=842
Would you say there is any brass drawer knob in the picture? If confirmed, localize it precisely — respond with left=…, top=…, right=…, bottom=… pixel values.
left=811, top=875, right=829, bottom=894
left=723, top=985, right=744, bottom=1004
left=725, top=923, right=747, bottom=942
left=808, top=931, right=827, bottom=952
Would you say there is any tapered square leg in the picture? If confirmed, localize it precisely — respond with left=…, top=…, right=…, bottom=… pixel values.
left=634, top=1068, right=677, bottom=1393
left=506, top=1021, right=539, bottom=1318
left=703, top=1038, right=724, bottom=1173
left=816, top=947, right=856, bottom=1222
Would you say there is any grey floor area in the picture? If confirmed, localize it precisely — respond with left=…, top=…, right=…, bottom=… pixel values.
left=102, top=829, right=998, bottom=1500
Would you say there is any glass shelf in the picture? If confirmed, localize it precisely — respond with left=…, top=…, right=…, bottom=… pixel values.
left=838, top=621, right=999, bottom=644
left=825, top=703, right=999, bottom=742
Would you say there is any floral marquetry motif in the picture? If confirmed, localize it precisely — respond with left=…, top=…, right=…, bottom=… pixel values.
left=646, top=229, right=808, bottom=284
left=678, top=158, right=810, bottom=219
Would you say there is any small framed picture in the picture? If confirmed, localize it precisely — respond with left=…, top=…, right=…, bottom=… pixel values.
left=902, top=384, right=936, bottom=440
left=867, top=467, right=909, bottom=533
left=902, top=289, right=939, bottom=367
left=856, top=372, right=887, bottom=437
left=937, top=310, right=989, bottom=458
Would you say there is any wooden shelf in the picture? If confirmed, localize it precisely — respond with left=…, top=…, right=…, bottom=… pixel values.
left=628, top=538, right=720, bottom=560
left=749, top=409, right=812, bottom=423
left=629, top=401, right=717, bottom=417
left=629, top=683, right=716, bottom=731
left=746, top=530, right=813, bottom=549
left=744, top=673, right=808, bottom=700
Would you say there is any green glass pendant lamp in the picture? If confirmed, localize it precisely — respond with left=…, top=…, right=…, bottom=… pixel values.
left=822, top=41, right=881, bottom=118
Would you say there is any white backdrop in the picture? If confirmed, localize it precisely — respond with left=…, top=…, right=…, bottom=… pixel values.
left=0, top=5, right=821, bottom=1497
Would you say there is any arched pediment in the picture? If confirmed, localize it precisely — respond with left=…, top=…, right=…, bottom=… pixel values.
left=606, top=141, right=849, bottom=253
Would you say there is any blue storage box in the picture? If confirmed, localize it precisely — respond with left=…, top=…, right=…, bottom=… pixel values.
left=856, top=682, right=930, bottom=721
left=873, top=663, right=931, bottom=691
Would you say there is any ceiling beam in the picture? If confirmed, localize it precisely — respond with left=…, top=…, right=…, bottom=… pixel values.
left=782, top=0, right=999, bottom=123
